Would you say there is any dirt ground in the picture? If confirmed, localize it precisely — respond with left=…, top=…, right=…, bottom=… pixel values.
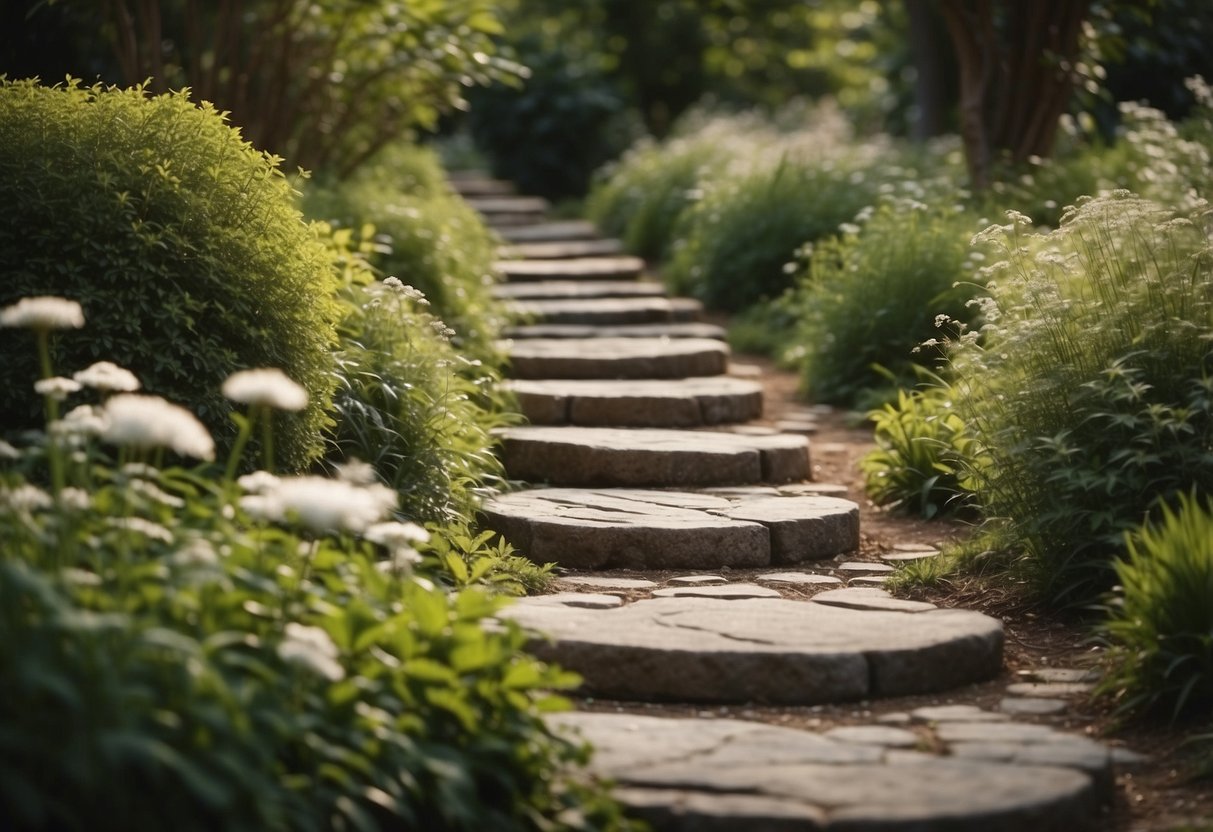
left=571, top=354, right=1213, bottom=832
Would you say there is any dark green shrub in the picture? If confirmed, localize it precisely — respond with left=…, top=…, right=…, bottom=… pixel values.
left=0, top=79, right=339, bottom=471
left=950, top=193, right=1213, bottom=605
left=1098, top=492, right=1213, bottom=720
left=788, top=200, right=983, bottom=404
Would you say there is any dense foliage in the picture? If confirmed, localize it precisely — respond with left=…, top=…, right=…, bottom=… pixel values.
left=0, top=79, right=339, bottom=471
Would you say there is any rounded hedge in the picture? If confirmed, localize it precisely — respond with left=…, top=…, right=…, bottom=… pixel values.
left=0, top=79, right=340, bottom=470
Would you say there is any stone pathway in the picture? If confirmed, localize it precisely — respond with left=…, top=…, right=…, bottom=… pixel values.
left=450, top=173, right=1131, bottom=830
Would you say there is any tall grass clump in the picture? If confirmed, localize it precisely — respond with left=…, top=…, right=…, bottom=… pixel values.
left=948, top=192, right=1213, bottom=605
left=1097, top=492, right=1213, bottom=720
left=0, top=79, right=340, bottom=471
left=786, top=199, right=985, bottom=405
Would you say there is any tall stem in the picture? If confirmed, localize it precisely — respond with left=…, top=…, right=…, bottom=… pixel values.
left=36, top=331, right=65, bottom=496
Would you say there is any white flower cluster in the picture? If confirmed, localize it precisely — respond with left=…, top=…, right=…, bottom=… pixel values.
left=74, top=361, right=140, bottom=393
left=238, top=472, right=397, bottom=534
left=277, top=622, right=344, bottom=682
left=0, top=296, right=84, bottom=330
left=101, top=394, right=216, bottom=461
left=222, top=368, right=308, bottom=412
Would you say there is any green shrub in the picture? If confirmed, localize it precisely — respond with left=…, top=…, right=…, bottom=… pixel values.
left=860, top=383, right=984, bottom=519
left=1097, top=492, right=1213, bottom=720
left=0, top=80, right=341, bottom=471
left=949, top=193, right=1213, bottom=605
left=787, top=199, right=983, bottom=404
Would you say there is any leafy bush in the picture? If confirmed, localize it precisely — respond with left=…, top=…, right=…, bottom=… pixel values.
left=0, top=79, right=340, bottom=471
left=1097, top=492, right=1213, bottom=720
left=948, top=193, right=1213, bottom=605
left=303, top=165, right=507, bottom=361
left=860, top=383, right=984, bottom=519
left=786, top=199, right=984, bottom=404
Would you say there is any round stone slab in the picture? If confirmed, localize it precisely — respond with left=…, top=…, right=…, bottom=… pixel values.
left=504, top=377, right=763, bottom=427
left=509, top=296, right=702, bottom=326
left=720, top=496, right=859, bottom=563
left=496, top=256, right=646, bottom=282
left=481, top=489, right=859, bottom=569
left=496, top=427, right=810, bottom=486
left=497, top=220, right=601, bottom=243
left=504, top=239, right=625, bottom=260
left=552, top=712, right=1103, bottom=831
left=504, top=338, right=729, bottom=380
left=504, top=596, right=1004, bottom=703
left=493, top=280, right=666, bottom=301
left=503, top=321, right=728, bottom=341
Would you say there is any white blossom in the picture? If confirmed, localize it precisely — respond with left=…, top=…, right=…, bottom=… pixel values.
left=0, top=296, right=84, bottom=330
left=0, top=439, right=21, bottom=460
left=34, top=377, right=81, bottom=401
left=222, top=368, right=308, bottom=412
left=244, top=475, right=397, bottom=534
left=237, top=470, right=281, bottom=494
left=57, top=488, right=91, bottom=511
left=51, top=404, right=108, bottom=438
left=109, top=516, right=174, bottom=544
left=278, top=622, right=344, bottom=681
left=2, top=483, right=52, bottom=511
left=101, top=394, right=216, bottom=461
left=73, top=361, right=140, bottom=393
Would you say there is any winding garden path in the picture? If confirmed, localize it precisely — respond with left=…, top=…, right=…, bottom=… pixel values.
left=457, top=176, right=1134, bottom=830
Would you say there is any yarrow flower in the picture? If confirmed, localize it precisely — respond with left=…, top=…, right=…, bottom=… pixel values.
left=364, top=521, right=428, bottom=570
left=0, top=296, right=85, bottom=330
left=222, top=368, right=308, bottom=411
left=34, top=377, right=81, bottom=401
left=101, top=394, right=216, bottom=461
left=237, top=470, right=281, bottom=494
left=73, top=361, right=140, bottom=393
left=2, top=483, right=52, bottom=512
left=50, top=404, right=109, bottom=440
left=278, top=622, right=345, bottom=682
left=240, top=475, right=396, bottom=534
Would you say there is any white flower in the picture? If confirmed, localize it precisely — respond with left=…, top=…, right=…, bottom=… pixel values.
left=237, top=470, right=281, bottom=494
left=0, top=296, right=84, bottom=330
left=364, top=521, right=430, bottom=548
left=128, top=478, right=186, bottom=509
left=168, top=538, right=220, bottom=569
left=334, top=458, right=377, bottom=486
left=0, top=440, right=21, bottom=460
left=222, top=368, right=308, bottom=411
left=2, top=484, right=52, bottom=511
left=278, top=622, right=345, bottom=682
left=50, top=404, right=108, bottom=438
left=268, top=476, right=397, bottom=534
left=238, top=493, right=281, bottom=523
left=101, top=394, right=216, bottom=461
left=73, top=361, right=140, bottom=393
left=109, top=516, right=174, bottom=544
left=34, top=377, right=82, bottom=401
left=57, top=487, right=91, bottom=511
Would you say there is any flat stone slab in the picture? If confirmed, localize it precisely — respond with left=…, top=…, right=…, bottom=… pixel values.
left=1005, top=682, right=1095, bottom=698
left=504, top=596, right=1003, bottom=703
left=504, top=239, right=625, bottom=260
left=651, top=583, right=783, bottom=600
left=481, top=489, right=858, bottom=570
left=836, top=561, right=896, bottom=573
left=497, top=220, right=601, bottom=244
left=509, top=296, right=702, bottom=326
left=504, top=377, right=763, bottom=427
left=557, top=576, right=659, bottom=591
left=448, top=175, right=514, bottom=197
left=1000, top=697, right=1070, bottom=716
left=504, top=337, right=729, bottom=380
left=811, top=588, right=937, bottom=614
left=467, top=195, right=549, bottom=215
left=549, top=712, right=1106, bottom=830
left=504, top=322, right=727, bottom=341
left=496, top=427, right=810, bottom=486
left=755, top=572, right=844, bottom=586
left=667, top=574, right=727, bottom=586
left=528, top=592, right=624, bottom=609
left=493, top=280, right=666, bottom=301
left=496, top=256, right=646, bottom=282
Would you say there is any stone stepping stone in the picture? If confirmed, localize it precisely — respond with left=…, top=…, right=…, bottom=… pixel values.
left=496, top=256, right=645, bottom=282
left=811, top=588, right=937, bottom=614
left=1005, top=681, right=1095, bottom=698
left=481, top=489, right=859, bottom=570
left=779, top=482, right=850, bottom=498
left=496, top=427, right=810, bottom=487
left=1019, top=667, right=1101, bottom=684
left=503, top=321, right=728, bottom=341
left=822, top=725, right=921, bottom=748
left=504, top=596, right=1004, bottom=703
left=755, top=572, right=844, bottom=586
left=504, top=337, right=729, bottom=380
left=497, top=220, right=601, bottom=244
left=912, top=705, right=1009, bottom=723
left=553, top=712, right=1104, bottom=832
left=527, top=592, right=624, bottom=609
left=1000, top=697, right=1069, bottom=716
left=509, top=296, right=703, bottom=326
left=881, top=550, right=941, bottom=562
left=849, top=575, right=891, bottom=587
left=651, top=583, right=782, bottom=600
left=835, top=561, right=896, bottom=574
left=447, top=175, right=514, bottom=197
left=504, top=377, right=763, bottom=427
left=774, top=418, right=818, bottom=435
left=668, top=574, right=727, bottom=586
left=493, top=280, right=665, bottom=301
left=504, top=239, right=625, bottom=260
left=557, top=576, right=659, bottom=591
left=467, top=195, right=548, bottom=215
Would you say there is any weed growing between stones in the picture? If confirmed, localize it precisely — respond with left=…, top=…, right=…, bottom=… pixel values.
left=0, top=295, right=632, bottom=832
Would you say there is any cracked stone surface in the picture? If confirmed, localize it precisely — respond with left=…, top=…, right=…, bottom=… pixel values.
left=504, top=337, right=729, bottom=380
left=509, top=296, right=703, bottom=326
left=503, top=596, right=1003, bottom=703
left=496, top=256, right=646, bottom=281
left=504, top=377, right=764, bottom=427
left=481, top=489, right=858, bottom=569
left=503, top=321, right=728, bottom=341
left=497, top=427, right=810, bottom=487
left=811, top=587, right=938, bottom=614
left=497, top=220, right=601, bottom=243
left=550, top=712, right=1105, bottom=831
left=504, top=239, right=625, bottom=259
left=493, top=280, right=666, bottom=301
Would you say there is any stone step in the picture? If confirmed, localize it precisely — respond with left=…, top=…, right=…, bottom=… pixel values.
left=496, top=256, right=646, bottom=282
left=503, top=322, right=728, bottom=341
left=496, top=426, right=810, bottom=486
left=481, top=488, right=858, bottom=569
left=505, top=337, right=729, bottom=379
left=448, top=175, right=515, bottom=197
left=497, top=220, right=602, bottom=244
left=502, top=594, right=1003, bottom=704
left=504, top=239, right=625, bottom=260
left=493, top=280, right=667, bottom=302
left=505, top=377, right=763, bottom=427
left=552, top=710, right=1111, bottom=830
left=466, top=195, right=549, bottom=217
left=510, top=296, right=703, bottom=326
